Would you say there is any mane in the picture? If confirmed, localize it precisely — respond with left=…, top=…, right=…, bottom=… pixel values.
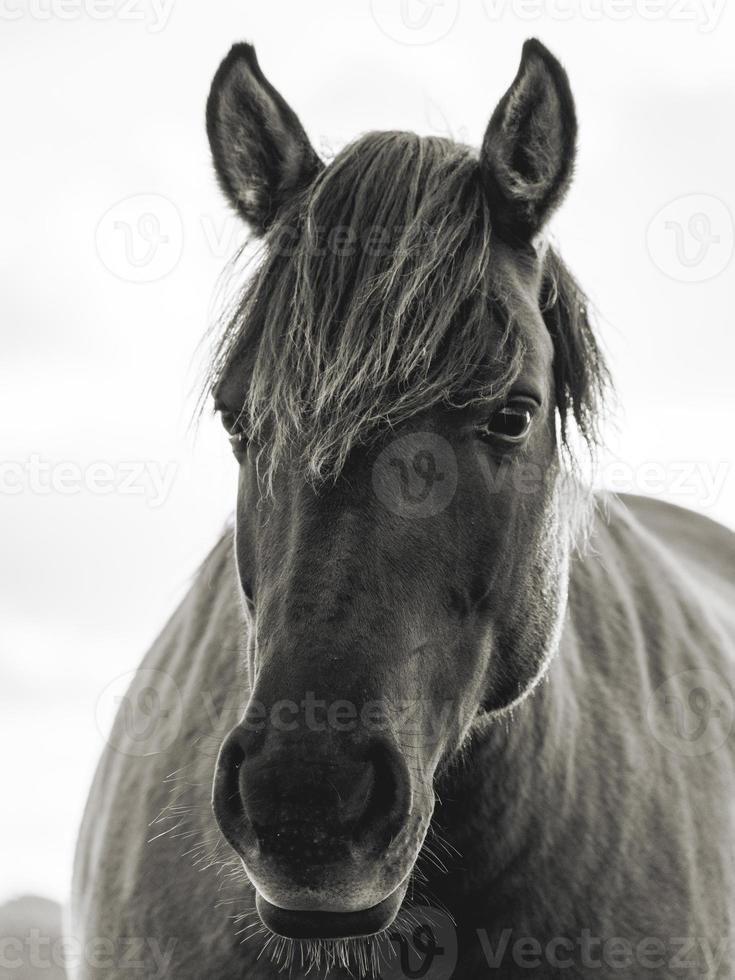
left=202, top=130, right=608, bottom=487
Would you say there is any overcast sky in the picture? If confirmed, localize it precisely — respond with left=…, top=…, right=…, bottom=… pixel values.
left=1, top=0, right=733, bottom=904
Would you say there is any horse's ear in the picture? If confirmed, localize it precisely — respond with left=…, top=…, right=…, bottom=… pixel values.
left=480, top=39, right=577, bottom=243
left=206, top=43, right=323, bottom=236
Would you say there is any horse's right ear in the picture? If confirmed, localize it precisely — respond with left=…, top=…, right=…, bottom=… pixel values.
left=206, top=43, right=323, bottom=236
left=480, top=39, right=577, bottom=244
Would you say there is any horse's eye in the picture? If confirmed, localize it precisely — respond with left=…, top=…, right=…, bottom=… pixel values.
left=476, top=401, right=534, bottom=444
left=219, top=410, right=249, bottom=457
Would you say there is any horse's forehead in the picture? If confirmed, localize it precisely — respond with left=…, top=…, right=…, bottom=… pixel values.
left=490, top=244, right=553, bottom=359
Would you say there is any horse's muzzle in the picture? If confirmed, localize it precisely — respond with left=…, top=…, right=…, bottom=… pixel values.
left=212, top=723, right=413, bottom=937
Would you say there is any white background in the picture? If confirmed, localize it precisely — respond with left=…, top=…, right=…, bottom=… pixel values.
left=1, top=0, right=733, bottom=905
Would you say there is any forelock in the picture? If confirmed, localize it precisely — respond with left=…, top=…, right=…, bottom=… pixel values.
left=206, top=131, right=526, bottom=487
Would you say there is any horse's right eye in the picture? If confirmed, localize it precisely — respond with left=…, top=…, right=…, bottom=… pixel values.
left=219, top=410, right=249, bottom=457
left=473, top=396, right=537, bottom=447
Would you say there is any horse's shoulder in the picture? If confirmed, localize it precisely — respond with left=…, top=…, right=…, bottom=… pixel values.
left=618, top=493, right=735, bottom=579
left=562, top=494, right=735, bottom=931
left=579, top=492, right=735, bottom=596
left=568, top=492, right=735, bottom=684
left=70, top=527, right=246, bottom=967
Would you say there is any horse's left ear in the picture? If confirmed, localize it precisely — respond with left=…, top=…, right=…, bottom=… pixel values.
left=206, top=43, right=323, bottom=235
left=480, top=39, right=577, bottom=243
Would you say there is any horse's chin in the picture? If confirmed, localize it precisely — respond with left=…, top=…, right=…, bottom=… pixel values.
left=255, top=880, right=408, bottom=940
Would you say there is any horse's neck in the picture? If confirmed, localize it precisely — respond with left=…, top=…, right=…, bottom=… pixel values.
left=431, top=636, right=578, bottom=905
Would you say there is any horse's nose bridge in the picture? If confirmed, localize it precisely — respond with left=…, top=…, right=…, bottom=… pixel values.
left=254, top=488, right=416, bottom=688
left=255, top=593, right=402, bottom=697
left=268, top=492, right=389, bottom=631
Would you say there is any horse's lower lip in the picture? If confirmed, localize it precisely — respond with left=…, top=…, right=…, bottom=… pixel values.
left=255, top=885, right=405, bottom=939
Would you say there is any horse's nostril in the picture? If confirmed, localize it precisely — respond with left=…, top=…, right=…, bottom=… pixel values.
left=211, top=725, right=258, bottom=857
left=354, top=738, right=412, bottom=853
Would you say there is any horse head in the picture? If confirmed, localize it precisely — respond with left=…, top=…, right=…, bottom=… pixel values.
left=207, top=38, right=606, bottom=946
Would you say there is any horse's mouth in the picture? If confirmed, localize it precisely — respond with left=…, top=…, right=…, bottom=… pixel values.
left=255, top=883, right=406, bottom=940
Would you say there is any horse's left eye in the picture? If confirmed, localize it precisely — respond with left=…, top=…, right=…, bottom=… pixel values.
left=476, top=402, right=534, bottom=443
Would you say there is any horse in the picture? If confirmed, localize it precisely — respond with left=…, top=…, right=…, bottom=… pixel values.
left=70, top=38, right=735, bottom=979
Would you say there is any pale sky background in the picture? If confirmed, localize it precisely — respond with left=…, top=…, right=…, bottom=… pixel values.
left=1, top=0, right=733, bottom=905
